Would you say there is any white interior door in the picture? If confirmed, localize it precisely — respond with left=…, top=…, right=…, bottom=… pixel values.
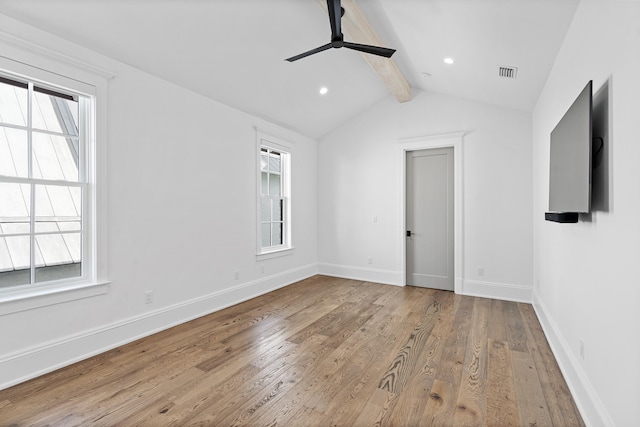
left=406, top=147, right=454, bottom=291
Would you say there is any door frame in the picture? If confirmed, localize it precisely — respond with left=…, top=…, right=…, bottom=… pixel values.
left=398, top=132, right=465, bottom=293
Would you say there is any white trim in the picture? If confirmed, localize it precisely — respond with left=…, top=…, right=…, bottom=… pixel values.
left=0, top=31, right=116, bottom=81
left=398, top=132, right=466, bottom=145
left=256, top=247, right=294, bottom=261
left=397, top=132, right=465, bottom=293
left=0, top=55, right=97, bottom=97
left=462, top=279, right=532, bottom=303
left=532, top=291, right=614, bottom=427
left=94, top=73, right=108, bottom=285
left=253, top=126, right=299, bottom=148
left=317, top=263, right=402, bottom=286
left=0, top=281, right=110, bottom=316
left=0, top=264, right=317, bottom=391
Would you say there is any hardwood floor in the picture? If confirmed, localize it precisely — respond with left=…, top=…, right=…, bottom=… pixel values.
left=0, top=275, right=584, bottom=426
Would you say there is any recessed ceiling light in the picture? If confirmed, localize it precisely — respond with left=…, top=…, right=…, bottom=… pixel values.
left=319, top=87, right=328, bottom=95
left=444, top=57, right=454, bottom=65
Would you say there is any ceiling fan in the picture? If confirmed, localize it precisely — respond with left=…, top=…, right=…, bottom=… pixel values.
left=286, top=0, right=396, bottom=62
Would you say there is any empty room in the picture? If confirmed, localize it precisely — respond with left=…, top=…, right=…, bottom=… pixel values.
left=0, top=0, right=638, bottom=425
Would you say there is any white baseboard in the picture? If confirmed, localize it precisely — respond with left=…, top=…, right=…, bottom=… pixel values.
left=316, top=265, right=532, bottom=303
left=317, top=263, right=403, bottom=286
left=0, top=263, right=317, bottom=391
left=532, top=291, right=614, bottom=427
left=462, top=279, right=532, bottom=303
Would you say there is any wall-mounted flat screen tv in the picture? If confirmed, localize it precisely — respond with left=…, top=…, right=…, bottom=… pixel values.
left=546, top=80, right=592, bottom=223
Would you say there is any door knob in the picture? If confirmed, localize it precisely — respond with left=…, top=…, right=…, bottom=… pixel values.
left=406, top=230, right=412, bottom=237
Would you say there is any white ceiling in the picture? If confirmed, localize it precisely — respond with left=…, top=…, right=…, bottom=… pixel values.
left=0, top=0, right=579, bottom=139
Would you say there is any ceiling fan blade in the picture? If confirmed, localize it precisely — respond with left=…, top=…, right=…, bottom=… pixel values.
left=327, top=0, right=342, bottom=40
left=285, top=43, right=333, bottom=62
left=343, top=42, right=396, bottom=58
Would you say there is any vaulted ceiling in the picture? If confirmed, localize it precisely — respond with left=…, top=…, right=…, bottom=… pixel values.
left=0, top=0, right=579, bottom=139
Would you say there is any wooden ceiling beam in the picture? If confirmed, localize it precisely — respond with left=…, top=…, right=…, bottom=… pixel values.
left=318, top=0, right=412, bottom=102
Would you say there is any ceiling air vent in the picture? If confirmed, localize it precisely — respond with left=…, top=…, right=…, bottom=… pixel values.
left=498, top=66, right=518, bottom=79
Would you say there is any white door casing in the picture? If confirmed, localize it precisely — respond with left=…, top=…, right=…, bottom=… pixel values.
left=398, top=132, right=464, bottom=293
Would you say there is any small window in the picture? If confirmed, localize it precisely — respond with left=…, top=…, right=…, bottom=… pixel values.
left=258, top=135, right=291, bottom=255
left=0, top=74, right=94, bottom=290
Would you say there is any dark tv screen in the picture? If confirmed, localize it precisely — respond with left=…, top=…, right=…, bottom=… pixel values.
left=548, top=81, right=592, bottom=213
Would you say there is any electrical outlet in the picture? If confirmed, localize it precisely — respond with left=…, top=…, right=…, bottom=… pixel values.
left=477, top=267, right=485, bottom=277
left=144, top=290, right=153, bottom=304
left=260, top=266, right=265, bottom=274
left=368, top=257, right=373, bottom=265
left=373, top=216, right=378, bottom=223
left=234, top=271, right=240, bottom=280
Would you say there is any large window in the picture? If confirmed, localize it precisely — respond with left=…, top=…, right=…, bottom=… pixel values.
left=0, top=73, right=93, bottom=290
left=258, top=135, right=291, bottom=255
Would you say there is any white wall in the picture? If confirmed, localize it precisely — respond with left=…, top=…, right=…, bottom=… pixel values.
left=6, top=5, right=638, bottom=425
left=0, top=15, right=318, bottom=389
left=532, top=2, right=640, bottom=426
left=318, top=90, right=533, bottom=301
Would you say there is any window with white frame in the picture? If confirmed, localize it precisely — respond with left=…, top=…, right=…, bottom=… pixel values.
left=0, top=73, right=94, bottom=290
left=258, top=137, right=291, bottom=255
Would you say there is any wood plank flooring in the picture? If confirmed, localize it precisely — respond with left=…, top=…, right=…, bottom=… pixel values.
left=0, top=275, right=584, bottom=426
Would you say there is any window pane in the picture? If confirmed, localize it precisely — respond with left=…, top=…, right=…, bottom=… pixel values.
left=35, top=233, right=73, bottom=266
left=31, top=228, right=82, bottom=276
left=269, top=174, right=281, bottom=196
left=269, top=152, right=281, bottom=173
left=33, top=132, right=79, bottom=182
left=261, top=223, right=271, bottom=247
left=1, top=222, right=30, bottom=236
left=35, top=251, right=81, bottom=283
left=261, top=172, right=268, bottom=195
left=273, top=199, right=282, bottom=222
left=35, top=185, right=81, bottom=223
left=35, top=184, right=82, bottom=258
left=32, top=91, right=79, bottom=136
left=0, top=126, right=28, bottom=178
left=0, top=79, right=27, bottom=127
left=272, top=223, right=282, bottom=246
left=62, top=232, right=82, bottom=263
left=3, top=235, right=30, bottom=270
left=260, top=153, right=268, bottom=172
left=0, top=236, right=30, bottom=288
left=261, top=197, right=271, bottom=222
left=0, top=183, right=30, bottom=228
left=0, top=237, right=18, bottom=278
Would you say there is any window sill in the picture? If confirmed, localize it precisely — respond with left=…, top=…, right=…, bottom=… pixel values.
left=256, top=247, right=294, bottom=261
left=0, top=280, right=110, bottom=316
